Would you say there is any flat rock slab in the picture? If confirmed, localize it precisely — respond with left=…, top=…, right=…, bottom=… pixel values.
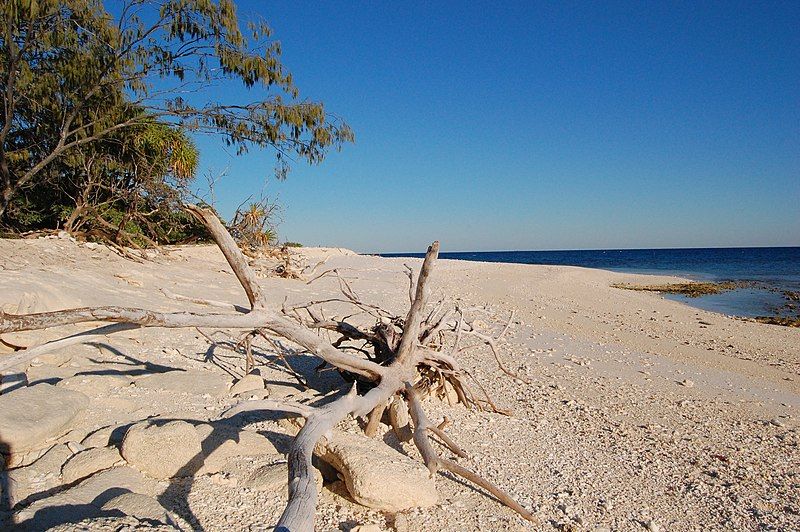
left=47, top=516, right=180, bottom=531
left=62, top=446, right=125, bottom=485
left=56, top=374, right=134, bottom=395
left=100, top=492, right=170, bottom=523
left=81, top=423, right=132, bottom=449
left=243, top=461, right=322, bottom=493
left=0, top=384, right=89, bottom=459
left=134, top=371, right=231, bottom=396
left=320, top=430, right=438, bottom=512
left=121, top=420, right=202, bottom=479
left=25, top=364, right=79, bottom=386
left=1, top=443, right=74, bottom=509
left=13, top=466, right=159, bottom=530
left=194, top=422, right=281, bottom=474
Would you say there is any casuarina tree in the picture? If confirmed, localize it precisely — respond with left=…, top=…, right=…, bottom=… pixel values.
left=0, top=0, right=353, bottom=223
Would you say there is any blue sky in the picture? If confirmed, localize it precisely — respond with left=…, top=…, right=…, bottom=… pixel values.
left=191, top=1, right=799, bottom=253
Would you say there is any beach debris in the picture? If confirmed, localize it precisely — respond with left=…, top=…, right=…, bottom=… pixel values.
left=599, top=498, right=614, bottom=512
left=753, top=315, right=800, bottom=327
left=350, top=525, right=384, bottom=532
left=209, top=471, right=239, bottom=487
left=48, top=516, right=180, bottom=530
left=646, top=519, right=662, bottom=532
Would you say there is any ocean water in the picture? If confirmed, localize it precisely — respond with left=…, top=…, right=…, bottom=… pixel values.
left=380, top=247, right=800, bottom=318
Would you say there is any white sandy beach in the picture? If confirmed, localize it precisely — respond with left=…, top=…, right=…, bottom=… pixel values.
left=0, top=236, right=798, bottom=531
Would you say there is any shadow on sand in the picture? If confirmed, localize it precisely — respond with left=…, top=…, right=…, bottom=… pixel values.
left=1, top=435, right=12, bottom=524
left=5, top=339, right=347, bottom=530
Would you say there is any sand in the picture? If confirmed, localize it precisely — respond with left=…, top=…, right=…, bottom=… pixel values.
left=0, top=235, right=797, bottom=531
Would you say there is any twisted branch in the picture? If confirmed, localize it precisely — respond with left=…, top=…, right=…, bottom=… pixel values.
left=0, top=205, right=535, bottom=530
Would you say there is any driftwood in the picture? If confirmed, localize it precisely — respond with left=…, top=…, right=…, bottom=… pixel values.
left=0, top=204, right=535, bottom=530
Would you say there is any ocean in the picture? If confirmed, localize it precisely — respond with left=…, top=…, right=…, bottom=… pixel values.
left=380, top=247, right=800, bottom=319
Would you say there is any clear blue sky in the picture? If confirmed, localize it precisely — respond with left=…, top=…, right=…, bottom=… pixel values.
left=191, top=1, right=799, bottom=253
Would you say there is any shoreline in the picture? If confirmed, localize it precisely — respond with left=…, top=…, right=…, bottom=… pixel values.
left=380, top=251, right=800, bottom=324
left=1, top=238, right=798, bottom=530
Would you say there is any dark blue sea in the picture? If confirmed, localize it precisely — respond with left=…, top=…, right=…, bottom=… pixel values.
left=380, top=247, right=800, bottom=318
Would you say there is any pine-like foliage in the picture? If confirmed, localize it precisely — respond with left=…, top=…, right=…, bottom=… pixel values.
left=0, top=0, right=353, bottom=242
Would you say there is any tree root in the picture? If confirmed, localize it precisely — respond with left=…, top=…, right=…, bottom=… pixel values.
left=0, top=204, right=536, bottom=530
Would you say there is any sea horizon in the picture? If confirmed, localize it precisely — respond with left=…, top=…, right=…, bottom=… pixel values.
left=381, top=246, right=800, bottom=319
left=379, top=244, right=800, bottom=255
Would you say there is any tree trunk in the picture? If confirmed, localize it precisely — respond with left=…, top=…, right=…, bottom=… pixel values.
left=0, top=181, right=12, bottom=221
left=0, top=153, right=12, bottom=221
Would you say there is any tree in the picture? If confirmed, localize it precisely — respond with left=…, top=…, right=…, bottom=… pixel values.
left=1, top=102, right=206, bottom=247
left=57, top=116, right=205, bottom=247
left=229, top=196, right=280, bottom=253
left=0, top=0, right=353, bottom=221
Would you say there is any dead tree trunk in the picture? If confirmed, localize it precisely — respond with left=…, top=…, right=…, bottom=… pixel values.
left=0, top=204, right=536, bottom=530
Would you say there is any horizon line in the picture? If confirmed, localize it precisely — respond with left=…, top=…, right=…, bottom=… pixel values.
left=374, top=244, right=800, bottom=255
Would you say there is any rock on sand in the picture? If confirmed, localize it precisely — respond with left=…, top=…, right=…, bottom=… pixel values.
left=121, top=421, right=202, bottom=479
left=0, top=384, right=88, bottom=462
left=13, top=467, right=158, bottom=529
left=61, top=446, right=125, bottom=485
left=100, top=492, right=171, bottom=523
left=243, top=461, right=323, bottom=493
left=319, top=430, right=438, bottom=511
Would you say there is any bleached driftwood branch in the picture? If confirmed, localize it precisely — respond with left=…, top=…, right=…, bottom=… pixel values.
left=0, top=204, right=535, bottom=530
